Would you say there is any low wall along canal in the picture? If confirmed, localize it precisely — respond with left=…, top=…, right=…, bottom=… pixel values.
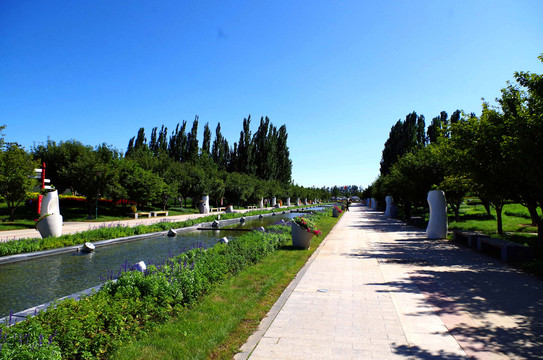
left=0, top=209, right=322, bottom=317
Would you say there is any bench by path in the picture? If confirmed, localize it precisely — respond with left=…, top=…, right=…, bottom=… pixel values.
left=454, top=229, right=535, bottom=262
left=238, top=204, right=543, bottom=359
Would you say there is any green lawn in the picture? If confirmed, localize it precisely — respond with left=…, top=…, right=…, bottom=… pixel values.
left=110, top=211, right=339, bottom=360
left=448, top=203, right=539, bottom=246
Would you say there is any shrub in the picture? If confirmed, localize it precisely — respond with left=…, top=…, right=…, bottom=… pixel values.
left=0, top=226, right=291, bottom=359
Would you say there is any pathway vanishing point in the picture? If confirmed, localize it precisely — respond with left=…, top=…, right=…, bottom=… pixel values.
left=236, top=203, right=543, bottom=360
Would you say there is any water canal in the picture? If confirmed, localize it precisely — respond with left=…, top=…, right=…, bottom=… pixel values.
left=0, top=210, right=317, bottom=316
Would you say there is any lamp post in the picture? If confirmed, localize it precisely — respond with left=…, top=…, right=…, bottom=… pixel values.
left=95, top=170, right=102, bottom=219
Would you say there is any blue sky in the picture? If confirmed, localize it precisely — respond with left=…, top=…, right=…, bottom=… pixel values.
left=1, top=1, right=542, bottom=189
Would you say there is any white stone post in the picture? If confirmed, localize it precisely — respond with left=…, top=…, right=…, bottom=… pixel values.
left=371, top=198, right=377, bottom=210
left=272, top=197, right=277, bottom=207
left=286, top=198, right=291, bottom=206
left=259, top=198, right=264, bottom=208
left=385, top=196, right=393, bottom=217
left=200, top=195, right=210, bottom=214
left=426, top=190, right=448, bottom=239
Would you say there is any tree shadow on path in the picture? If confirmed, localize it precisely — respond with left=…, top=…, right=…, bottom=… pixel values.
left=349, top=208, right=543, bottom=359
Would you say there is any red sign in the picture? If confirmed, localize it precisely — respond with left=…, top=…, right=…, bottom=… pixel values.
left=37, top=195, right=43, bottom=214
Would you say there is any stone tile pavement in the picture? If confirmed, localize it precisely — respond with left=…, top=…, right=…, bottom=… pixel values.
left=236, top=203, right=543, bottom=360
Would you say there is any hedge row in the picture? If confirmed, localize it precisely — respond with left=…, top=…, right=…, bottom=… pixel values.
left=0, top=224, right=292, bottom=359
left=0, top=207, right=301, bottom=257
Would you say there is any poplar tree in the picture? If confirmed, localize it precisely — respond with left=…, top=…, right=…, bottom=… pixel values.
left=186, top=116, right=199, bottom=162
left=201, top=122, right=211, bottom=157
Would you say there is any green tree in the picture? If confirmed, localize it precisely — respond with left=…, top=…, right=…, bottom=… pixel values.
left=380, top=111, right=426, bottom=176
left=186, top=116, right=200, bottom=163
left=211, top=123, right=229, bottom=171
left=168, top=121, right=188, bottom=162
left=235, top=115, right=254, bottom=175
left=0, top=144, right=38, bottom=221
left=452, top=110, right=513, bottom=234
left=495, top=58, right=543, bottom=244
left=201, top=122, right=212, bottom=157
left=275, top=125, right=292, bottom=184
left=32, top=140, right=94, bottom=194
left=118, top=160, right=166, bottom=207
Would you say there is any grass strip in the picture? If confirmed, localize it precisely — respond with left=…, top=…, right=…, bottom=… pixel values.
left=110, top=212, right=340, bottom=360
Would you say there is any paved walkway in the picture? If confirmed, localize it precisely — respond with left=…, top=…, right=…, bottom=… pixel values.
left=237, top=203, right=543, bottom=360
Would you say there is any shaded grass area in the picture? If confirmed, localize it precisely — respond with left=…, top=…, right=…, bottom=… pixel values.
left=446, top=202, right=543, bottom=278
left=111, top=211, right=339, bottom=360
left=448, top=203, right=539, bottom=246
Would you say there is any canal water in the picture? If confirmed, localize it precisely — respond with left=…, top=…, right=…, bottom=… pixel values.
left=0, top=211, right=316, bottom=316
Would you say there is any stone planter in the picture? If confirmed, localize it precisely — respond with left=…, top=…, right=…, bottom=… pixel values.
left=36, top=214, right=63, bottom=238
left=291, top=222, right=314, bottom=249
left=426, top=190, right=447, bottom=239
left=332, top=207, right=340, bottom=218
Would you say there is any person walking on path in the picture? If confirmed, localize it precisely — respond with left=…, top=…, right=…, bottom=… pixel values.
left=237, top=203, right=543, bottom=360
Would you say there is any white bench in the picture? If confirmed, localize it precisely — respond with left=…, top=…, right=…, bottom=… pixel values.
left=130, top=212, right=151, bottom=219
left=151, top=211, right=168, bottom=217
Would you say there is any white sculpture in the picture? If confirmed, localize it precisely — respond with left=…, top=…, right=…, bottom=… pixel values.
left=426, top=190, right=448, bottom=239
left=271, top=197, right=277, bottom=207
left=81, top=242, right=95, bottom=253
left=286, top=198, right=291, bottom=206
left=219, top=237, right=229, bottom=244
left=134, top=261, right=147, bottom=273
left=259, top=198, right=264, bottom=209
left=371, top=198, right=377, bottom=210
left=385, top=196, right=393, bottom=217
left=200, top=195, right=210, bottom=214
left=36, top=190, right=63, bottom=238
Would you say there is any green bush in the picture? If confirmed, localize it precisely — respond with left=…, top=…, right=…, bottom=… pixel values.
left=0, top=226, right=291, bottom=359
left=0, top=207, right=303, bottom=257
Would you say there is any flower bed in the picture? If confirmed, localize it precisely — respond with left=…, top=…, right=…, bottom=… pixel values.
left=292, top=216, right=321, bottom=236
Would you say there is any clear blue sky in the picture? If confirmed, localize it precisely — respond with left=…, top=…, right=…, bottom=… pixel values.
left=2, top=1, right=542, bottom=189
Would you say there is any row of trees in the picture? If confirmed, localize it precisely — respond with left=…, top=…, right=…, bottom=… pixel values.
left=125, top=115, right=292, bottom=184
left=0, top=116, right=332, bottom=220
left=366, top=56, right=543, bottom=246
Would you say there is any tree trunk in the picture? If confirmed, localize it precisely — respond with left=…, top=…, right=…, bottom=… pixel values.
left=495, top=203, right=504, bottom=235
left=403, top=200, right=411, bottom=221
left=527, top=203, right=539, bottom=227
left=8, top=203, right=16, bottom=222
left=87, top=199, right=94, bottom=218
left=482, top=199, right=492, bottom=216
left=450, top=201, right=461, bottom=222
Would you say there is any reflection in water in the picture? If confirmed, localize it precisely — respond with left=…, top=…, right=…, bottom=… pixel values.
left=0, top=212, right=311, bottom=316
